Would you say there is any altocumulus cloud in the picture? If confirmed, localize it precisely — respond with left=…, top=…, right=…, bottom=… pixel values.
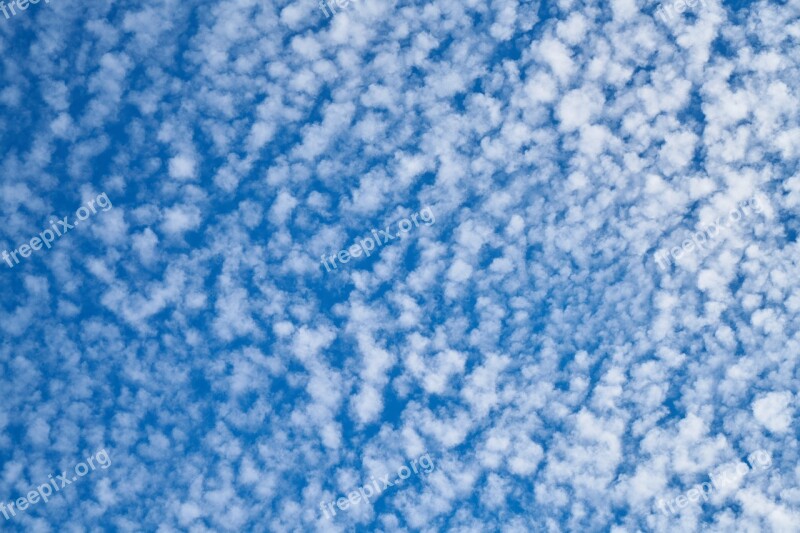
left=0, top=0, right=798, bottom=531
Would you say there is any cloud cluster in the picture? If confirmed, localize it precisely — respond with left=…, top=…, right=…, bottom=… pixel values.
left=0, top=0, right=798, bottom=531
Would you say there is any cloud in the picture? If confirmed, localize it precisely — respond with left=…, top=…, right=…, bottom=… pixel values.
left=753, top=392, right=795, bottom=434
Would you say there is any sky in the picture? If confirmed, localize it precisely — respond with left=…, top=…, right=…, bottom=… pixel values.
left=0, top=0, right=799, bottom=531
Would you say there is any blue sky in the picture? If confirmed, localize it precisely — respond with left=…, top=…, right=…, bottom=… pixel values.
left=1, top=0, right=798, bottom=531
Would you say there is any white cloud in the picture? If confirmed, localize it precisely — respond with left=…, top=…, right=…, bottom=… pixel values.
left=753, top=392, right=794, bottom=433
left=169, top=154, right=198, bottom=181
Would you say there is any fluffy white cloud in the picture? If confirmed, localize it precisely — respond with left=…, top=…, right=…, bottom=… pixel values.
left=753, top=392, right=795, bottom=434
